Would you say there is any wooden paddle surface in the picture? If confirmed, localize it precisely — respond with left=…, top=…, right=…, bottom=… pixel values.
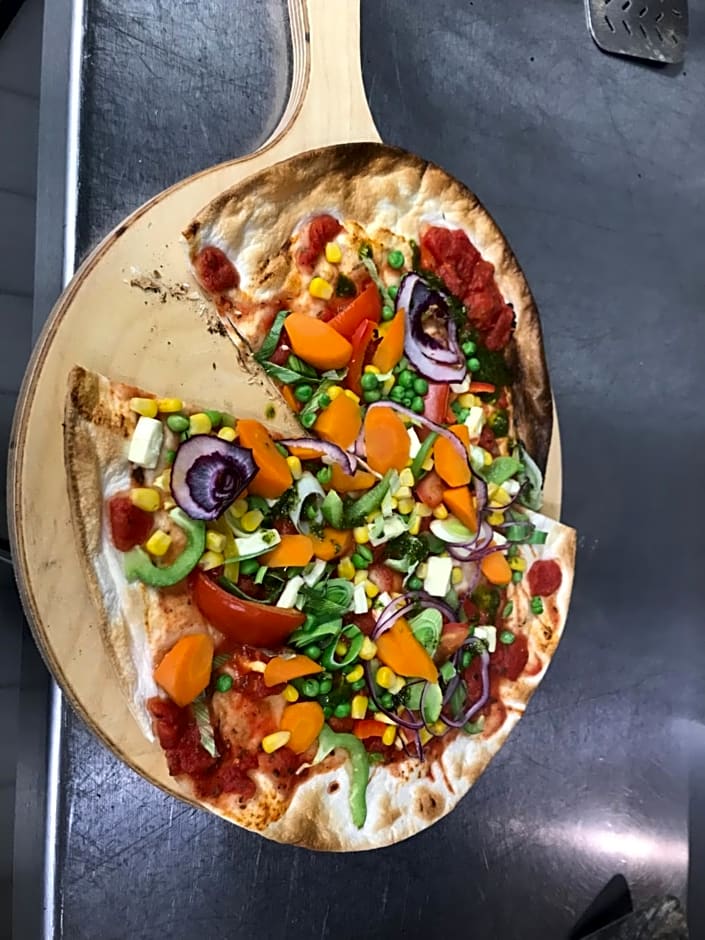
left=9, top=0, right=563, bottom=805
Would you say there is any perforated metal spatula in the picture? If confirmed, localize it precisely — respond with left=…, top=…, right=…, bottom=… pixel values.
left=585, top=0, right=688, bottom=63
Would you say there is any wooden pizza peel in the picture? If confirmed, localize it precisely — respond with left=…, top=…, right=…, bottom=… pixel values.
left=8, top=0, right=563, bottom=806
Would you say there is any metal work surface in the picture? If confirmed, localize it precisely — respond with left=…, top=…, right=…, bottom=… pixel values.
left=21, top=0, right=705, bottom=937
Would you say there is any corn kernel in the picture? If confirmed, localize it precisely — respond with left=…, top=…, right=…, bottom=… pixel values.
left=285, top=455, right=302, bottom=480
left=248, top=661, right=266, bottom=673
left=353, top=526, right=370, bottom=545
left=451, top=567, right=463, bottom=585
left=189, top=412, right=212, bottom=435
left=309, top=276, right=334, bottom=300
left=429, top=721, right=448, bottom=736
left=394, top=485, right=412, bottom=500
left=382, top=726, right=396, bottom=747
left=389, top=675, right=406, bottom=695
left=129, top=397, right=158, bottom=418
left=199, top=550, right=225, bottom=571
left=389, top=497, right=398, bottom=510
left=324, top=241, right=342, bottom=264
left=206, top=530, right=227, bottom=553
left=408, top=515, right=421, bottom=536
left=344, top=389, right=360, bottom=403
left=261, top=731, right=291, bottom=754
left=377, top=321, right=391, bottom=338
left=283, top=684, right=299, bottom=703
left=162, top=497, right=176, bottom=511
left=353, top=570, right=369, bottom=585
left=337, top=557, right=355, bottom=580
left=382, top=376, right=395, bottom=395
left=153, top=469, right=171, bottom=492
left=335, top=640, right=348, bottom=656
left=488, top=483, right=511, bottom=507
left=351, top=695, right=368, bottom=719
left=364, top=365, right=380, bottom=375
left=364, top=580, right=379, bottom=599
left=144, top=529, right=172, bottom=557
left=422, top=456, right=434, bottom=472
left=240, top=509, right=263, bottom=533
left=328, top=385, right=343, bottom=400
left=129, top=487, right=160, bottom=512
left=157, top=397, right=183, bottom=413
left=484, top=451, right=493, bottom=467
left=416, top=562, right=428, bottom=579
left=433, top=504, right=449, bottom=520
left=397, top=498, right=415, bottom=515
left=376, top=666, right=396, bottom=689
left=487, top=511, right=504, bottom=526
left=345, top=664, right=364, bottom=684
left=458, top=393, right=476, bottom=408
left=419, top=728, right=433, bottom=746
left=374, top=712, right=397, bottom=725
left=509, top=556, right=526, bottom=572
left=359, top=637, right=377, bottom=660
left=399, top=468, right=414, bottom=487
left=217, top=426, right=237, bottom=442
left=415, top=502, right=432, bottom=518
left=230, top=498, right=248, bottom=519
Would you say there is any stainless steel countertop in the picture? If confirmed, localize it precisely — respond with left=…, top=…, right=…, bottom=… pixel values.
left=12, top=1, right=705, bottom=937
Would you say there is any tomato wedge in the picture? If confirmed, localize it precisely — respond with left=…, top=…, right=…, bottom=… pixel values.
left=423, top=381, right=451, bottom=424
left=192, top=570, right=304, bottom=647
left=437, top=622, right=468, bottom=662
left=344, top=318, right=377, bottom=396
left=353, top=719, right=389, bottom=740
left=328, top=281, right=381, bottom=338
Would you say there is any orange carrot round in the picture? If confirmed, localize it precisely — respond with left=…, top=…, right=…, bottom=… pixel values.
left=372, top=308, right=405, bottom=373
left=153, top=634, right=214, bottom=707
left=236, top=419, right=292, bottom=498
left=314, top=394, right=362, bottom=450
left=263, top=654, right=323, bottom=688
left=310, top=527, right=353, bottom=560
left=279, top=701, right=325, bottom=753
left=433, top=424, right=471, bottom=487
left=262, top=534, right=314, bottom=567
left=285, top=311, right=353, bottom=370
left=480, top=551, right=513, bottom=585
left=329, top=463, right=375, bottom=493
left=363, top=406, right=410, bottom=474
left=375, top=618, right=438, bottom=683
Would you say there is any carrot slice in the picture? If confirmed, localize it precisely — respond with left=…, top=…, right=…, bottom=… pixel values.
left=314, top=394, right=362, bottom=450
left=262, top=534, right=314, bottom=567
left=285, top=311, right=353, bottom=370
left=236, top=419, right=293, bottom=498
left=433, top=424, right=471, bottom=487
left=372, top=308, right=405, bottom=373
left=263, top=655, right=323, bottom=688
left=281, top=384, right=300, bottom=414
left=309, top=527, right=353, bottom=561
left=279, top=701, right=325, bottom=753
left=375, top=618, right=438, bottom=683
left=328, top=282, right=382, bottom=338
left=480, top=551, right=512, bottom=585
left=363, top=406, right=410, bottom=474
left=443, top=486, right=478, bottom=532
left=153, top=634, right=214, bottom=707
left=329, top=463, right=376, bottom=493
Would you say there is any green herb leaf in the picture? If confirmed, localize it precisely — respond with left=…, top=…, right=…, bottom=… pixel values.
left=255, top=309, right=289, bottom=363
left=336, top=273, right=356, bottom=297
left=502, top=601, right=514, bottom=618
left=191, top=695, right=219, bottom=758
left=259, top=360, right=302, bottom=385
left=212, top=652, right=231, bottom=671
left=360, top=255, right=394, bottom=308
left=485, top=456, right=522, bottom=486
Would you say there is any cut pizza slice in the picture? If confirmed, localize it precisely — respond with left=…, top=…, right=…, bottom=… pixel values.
left=64, top=364, right=575, bottom=850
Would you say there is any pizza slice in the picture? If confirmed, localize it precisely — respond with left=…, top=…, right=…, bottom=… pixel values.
left=64, top=364, right=575, bottom=850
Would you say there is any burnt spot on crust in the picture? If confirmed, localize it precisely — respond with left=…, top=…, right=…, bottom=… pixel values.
left=131, top=466, right=145, bottom=486
left=415, top=788, right=445, bottom=821
left=183, top=219, right=200, bottom=241
left=327, top=781, right=340, bottom=794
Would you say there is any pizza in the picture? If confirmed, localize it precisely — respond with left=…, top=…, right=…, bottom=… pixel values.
left=63, top=143, right=576, bottom=850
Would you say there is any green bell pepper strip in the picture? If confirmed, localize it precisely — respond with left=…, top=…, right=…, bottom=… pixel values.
left=123, top=508, right=205, bottom=588
left=320, top=628, right=364, bottom=670
left=344, top=469, right=394, bottom=527
left=410, top=432, right=438, bottom=481
left=314, top=724, right=370, bottom=828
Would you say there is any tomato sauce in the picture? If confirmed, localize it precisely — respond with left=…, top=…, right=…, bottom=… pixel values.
left=107, top=494, right=153, bottom=551
left=528, top=559, right=562, bottom=597
left=193, top=246, right=239, bottom=293
left=296, top=214, right=342, bottom=270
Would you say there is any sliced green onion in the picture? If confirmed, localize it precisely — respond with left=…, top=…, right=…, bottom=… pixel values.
left=191, top=695, right=218, bottom=758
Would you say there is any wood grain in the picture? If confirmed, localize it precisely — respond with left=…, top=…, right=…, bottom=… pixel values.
left=8, top=0, right=563, bottom=807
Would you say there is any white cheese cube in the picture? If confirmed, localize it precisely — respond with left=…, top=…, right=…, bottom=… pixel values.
left=277, top=575, right=304, bottom=609
left=464, top=406, right=485, bottom=439
left=450, top=377, right=470, bottom=394
left=473, top=625, right=497, bottom=653
left=353, top=582, right=369, bottom=614
left=127, top=416, right=164, bottom=469
left=407, top=427, right=422, bottom=459
left=424, top=556, right=453, bottom=597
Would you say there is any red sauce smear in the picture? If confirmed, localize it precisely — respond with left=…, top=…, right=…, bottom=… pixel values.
left=194, top=245, right=239, bottom=294
left=107, top=493, right=152, bottom=552
left=296, top=214, right=342, bottom=270
left=527, top=559, right=562, bottom=597
left=420, top=226, right=514, bottom=350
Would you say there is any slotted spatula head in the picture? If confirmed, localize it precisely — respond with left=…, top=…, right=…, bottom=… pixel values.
left=585, top=0, right=688, bottom=63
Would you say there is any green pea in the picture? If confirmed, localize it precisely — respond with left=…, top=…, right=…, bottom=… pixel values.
left=351, top=553, right=368, bottom=570
left=356, top=543, right=373, bottom=563
left=380, top=692, right=394, bottom=709
left=388, top=285, right=398, bottom=300
left=411, top=396, right=425, bottom=414
left=456, top=407, right=470, bottom=422
left=317, top=466, right=333, bottom=486
left=302, top=678, right=320, bottom=697
left=239, top=558, right=260, bottom=576
left=399, top=370, right=414, bottom=388
left=205, top=409, right=222, bottom=429
left=350, top=678, right=366, bottom=692
left=512, top=570, right=523, bottom=583
left=220, top=412, right=236, bottom=428
left=165, top=449, right=176, bottom=466
left=387, top=249, right=404, bottom=269
left=319, top=393, right=331, bottom=408
left=381, top=305, right=395, bottom=322
left=462, top=341, right=476, bottom=355
left=215, top=673, right=233, bottom=693
left=468, top=357, right=480, bottom=372
left=301, top=412, right=317, bottom=429
left=500, top=630, right=515, bottom=645
left=334, top=702, right=351, bottom=718
left=304, top=644, right=322, bottom=660
left=390, top=386, right=405, bottom=402
left=360, top=372, right=379, bottom=391
left=398, top=356, right=409, bottom=371
left=166, top=414, right=189, bottom=433
left=294, top=384, right=314, bottom=403
left=322, top=705, right=333, bottom=718
left=413, top=377, right=429, bottom=395
left=363, top=390, right=381, bottom=403
left=319, top=678, right=333, bottom=695
left=407, top=576, right=423, bottom=591
left=531, top=596, right=544, bottom=615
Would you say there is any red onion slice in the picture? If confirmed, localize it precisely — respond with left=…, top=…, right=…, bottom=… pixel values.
left=398, top=273, right=467, bottom=382
left=442, top=644, right=490, bottom=727
left=171, top=435, right=256, bottom=521
left=372, top=590, right=457, bottom=640
left=278, top=437, right=356, bottom=475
